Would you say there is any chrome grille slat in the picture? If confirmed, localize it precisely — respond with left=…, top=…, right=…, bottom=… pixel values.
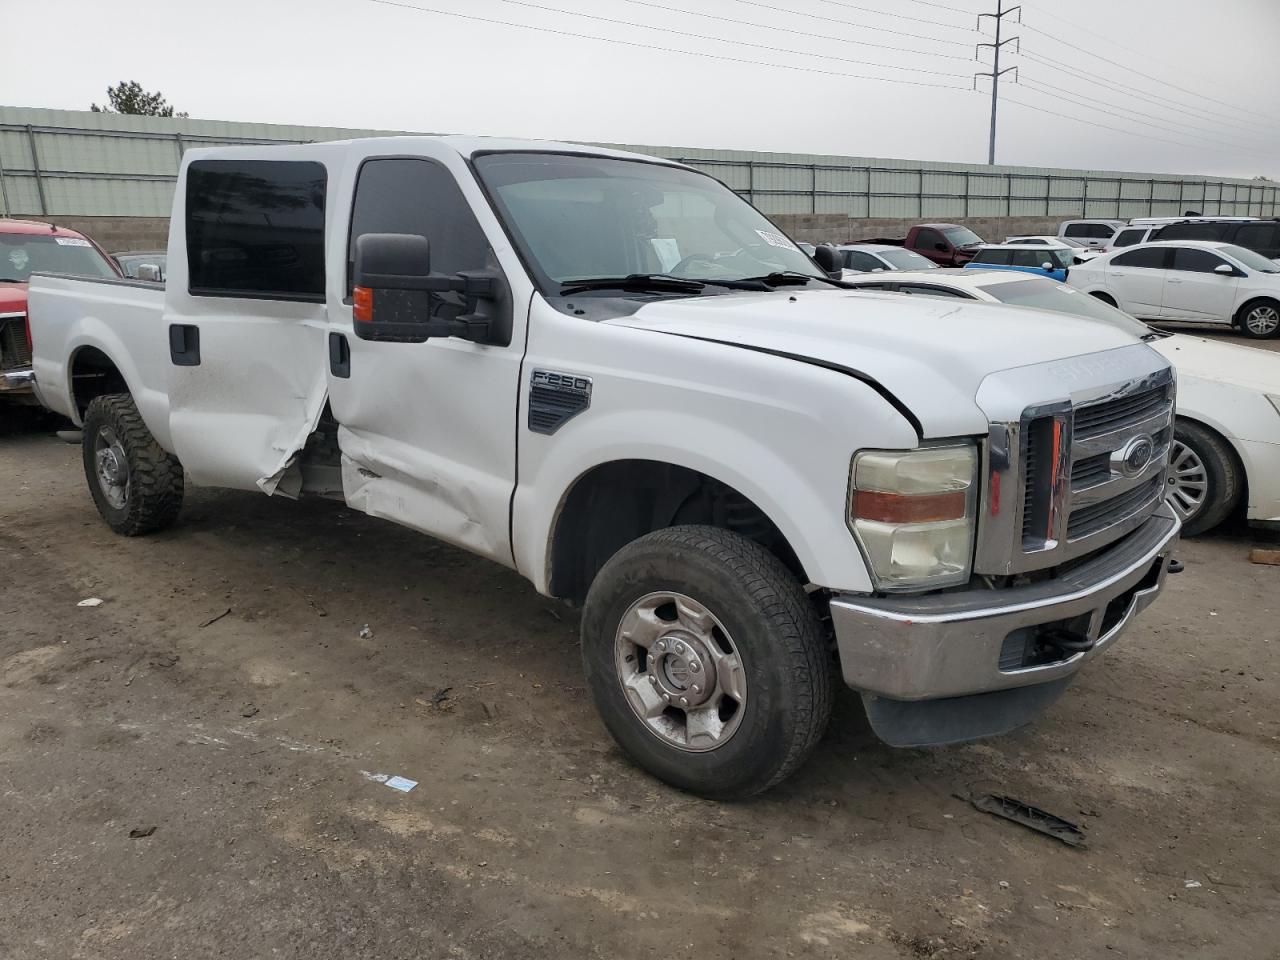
left=1073, top=385, right=1172, bottom=439
left=1067, top=477, right=1163, bottom=540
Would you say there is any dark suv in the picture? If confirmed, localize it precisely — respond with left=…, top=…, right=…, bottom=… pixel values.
left=1153, top=219, right=1280, bottom=259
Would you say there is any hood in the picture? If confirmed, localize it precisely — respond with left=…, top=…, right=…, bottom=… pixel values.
left=1152, top=333, right=1280, bottom=394
left=0, top=282, right=27, bottom=315
left=605, top=288, right=1145, bottom=438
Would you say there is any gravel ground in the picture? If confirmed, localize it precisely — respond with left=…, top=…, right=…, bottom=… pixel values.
left=2, top=327, right=1278, bottom=960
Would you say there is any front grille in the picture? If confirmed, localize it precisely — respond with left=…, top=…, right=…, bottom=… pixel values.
left=1071, top=453, right=1111, bottom=489
left=1072, top=384, right=1171, bottom=439
left=1067, top=476, right=1162, bottom=540
left=0, top=317, right=31, bottom=371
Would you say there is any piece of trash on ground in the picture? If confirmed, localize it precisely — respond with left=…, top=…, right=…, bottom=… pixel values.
left=240, top=704, right=260, bottom=718
left=359, top=624, right=373, bottom=640
left=150, top=653, right=180, bottom=668
left=360, top=770, right=417, bottom=793
left=968, top=793, right=1087, bottom=848
left=128, top=826, right=156, bottom=839
left=199, top=608, right=232, bottom=628
left=1184, top=879, right=1202, bottom=889
left=1249, top=549, right=1280, bottom=566
left=77, top=598, right=103, bottom=608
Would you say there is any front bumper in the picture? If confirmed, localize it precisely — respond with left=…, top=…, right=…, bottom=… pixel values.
left=830, top=502, right=1179, bottom=742
left=0, top=367, right=35, bottom=396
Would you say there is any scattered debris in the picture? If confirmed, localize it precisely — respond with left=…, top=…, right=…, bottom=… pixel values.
left=240, top=704, right=260, bottom=718
left=544, top=607, right=563, bottom=622
left=1249, top=549, right=1280, bottom=566
left=149, top=653, right=180, bottom=669
left=359, top=624, right=374, bottom=640
left=199, top=608, right=232, bottom=628
left=428, top=686, right=453, bottom=706
left=968, top=793, right=1087, bottom=848
left=1184, top=879, right=1202, bottom=889
left=998, top=880, right=1010, bottom=888
left=482, top=701, right=499, bottom=721
left=77, top=598, right=103, bottom=608
left=128, top=826, right=156, bottom=839
left=360, top=770, right=418, bottom=793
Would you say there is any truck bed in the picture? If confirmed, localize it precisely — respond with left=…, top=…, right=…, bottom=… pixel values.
left=28, top=273, right=173, bottom=449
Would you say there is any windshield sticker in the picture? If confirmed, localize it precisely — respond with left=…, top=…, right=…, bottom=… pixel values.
left=754, top=229, right=799, bottom=251
left=54, top=237, right=91, bottom=247
left=8, top=249, right=29, bottom=271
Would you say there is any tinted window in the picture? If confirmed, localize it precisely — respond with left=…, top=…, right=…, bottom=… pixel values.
left=347, top=158, right=491, bottom=292
left=915, top=228, right=944, bottom=248
left=1111, top=248, right=1168, bottom=269
left=186, top=160, right=327, bottom=301
left=1112, top=228, right=1147, bottom=248
left=1233, top=223, right=1279, bottom=252
left=971, top=248, right=1011, bottom=265
left=1065, top=222, right=1115, bottom=239
left=1063, top=223, right=1091, bottom=238
left=1011, top=250, right=1049, bottom=267
left=1172, top=247, right=1231, bottom=274
left=1158, top=222, right=1227, bottom=242
left=899, top=284, right=972, bottom=299
left=843, top=250, right=886, bottom=272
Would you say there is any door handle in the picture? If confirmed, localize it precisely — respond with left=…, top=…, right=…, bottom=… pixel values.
left=169, top=324, right=200, bottom=366
left=329, top=332, right=351, bottom=379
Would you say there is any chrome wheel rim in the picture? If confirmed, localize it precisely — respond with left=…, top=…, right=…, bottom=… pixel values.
left=93, top=426, right=130, bottom=510
left=614, top=592, right=746, bottom=753
left=1245, top=305, right=1280, bottom=336
left=1166, top=440, right=1208, bottom=522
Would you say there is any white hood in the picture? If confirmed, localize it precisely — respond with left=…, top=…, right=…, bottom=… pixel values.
left=1152, top=333, right=1280, bottom=394
left=606, top=288, right=1146, bottom=437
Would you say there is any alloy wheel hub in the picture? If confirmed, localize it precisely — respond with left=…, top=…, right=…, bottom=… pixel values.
left=647, top=633, right=714, bottom=709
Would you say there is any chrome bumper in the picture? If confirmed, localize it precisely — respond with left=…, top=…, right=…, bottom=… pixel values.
left=0, top=367, right=35, bottom=394
left=831, top=502, right=1180, bottom=703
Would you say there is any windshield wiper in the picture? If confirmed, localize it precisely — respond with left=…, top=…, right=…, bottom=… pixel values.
left=559, top=274, right=705, bottom=295
left=740, top=271, right=848, bottom=289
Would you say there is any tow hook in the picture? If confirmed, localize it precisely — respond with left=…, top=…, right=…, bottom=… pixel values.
left=1040, top=627, right=1095, bottom=656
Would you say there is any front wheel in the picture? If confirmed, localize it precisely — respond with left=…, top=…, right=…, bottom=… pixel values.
left=1236, top=299, right=1280, bottom=339
left=1167, top=420, right=1241, bottom=536
left=82, top=394, right=184, bottom=535
left=581, top=525, right=832, bottom=799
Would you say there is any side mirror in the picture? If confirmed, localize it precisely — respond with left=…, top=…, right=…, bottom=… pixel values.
left=1213, top=263, right=1236, bottom=275
left=934, top=242, right=948, bottom=252
left=352, top=232, right=504, bottom=344
left=1041, top=262, right=1055, bottom=271
left=136, top=263, right=162, bottom=283
left=812, top=244, right=844, bottom=279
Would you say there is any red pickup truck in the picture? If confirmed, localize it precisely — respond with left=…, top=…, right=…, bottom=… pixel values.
left=1, top=219, right=120, bottom=403
left=857, top=223, right=986, bottom=267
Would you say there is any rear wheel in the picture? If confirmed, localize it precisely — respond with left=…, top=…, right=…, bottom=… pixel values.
left=1236, top=298, right=1280, bottom=339
left=82, top=394, right=184, bottom=535
left=1089, top=291, right=1118, bottom=307
left=1167, top=419, right=1241, bottom=536
left=581, top=525, right=831, bottom=799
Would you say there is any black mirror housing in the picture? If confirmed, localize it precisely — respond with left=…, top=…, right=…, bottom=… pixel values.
left=812, top=243, right=844, bottom=279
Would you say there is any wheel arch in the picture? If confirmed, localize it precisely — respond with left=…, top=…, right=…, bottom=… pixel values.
left=1172, top=413, right=1249, bottom=527
left=1234, top=295, right=1280, bottom=334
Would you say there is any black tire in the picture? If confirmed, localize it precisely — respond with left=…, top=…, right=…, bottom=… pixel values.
left=1169, top=419, right=1241, bottom=537
left=1235, top=298, right=1280, bottom=339
left=82, top=394, right=184, bottom=536
left=581, top=525, right=832, bottom=799
left=1089, top=291, right=1118, bottom=307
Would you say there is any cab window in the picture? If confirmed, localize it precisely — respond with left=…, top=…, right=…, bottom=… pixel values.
left=1111, top=248, right=1169, bottom=269
left=1171, top=248, right=1232, bottom=274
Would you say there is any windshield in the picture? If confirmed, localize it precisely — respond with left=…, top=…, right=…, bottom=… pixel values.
left=0, top=233, right=117, bottom=282
left=942, top=226, right=983, bottom=247
left=981, top=278, right=1151, bottom=336
left=880, top=249, right=937, bottom=270
left=1221, top=244, right=1280, bottom=273
left=1047, top=248, right=1075, bottom=268
left=473, top=153, right=825, bottom=288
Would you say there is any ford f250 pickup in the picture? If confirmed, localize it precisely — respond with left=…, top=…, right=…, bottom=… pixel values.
left=27, top=137, right=1180, bottom=798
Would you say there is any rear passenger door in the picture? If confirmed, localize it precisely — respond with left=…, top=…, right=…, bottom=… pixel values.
left=1233, top=222, right=1280, bottom=260
left=1105, top=247, right=1170, bottom=317
left=166, top=157, right=332, bottom=493
left=1162, top=247, right=1240, bottom=322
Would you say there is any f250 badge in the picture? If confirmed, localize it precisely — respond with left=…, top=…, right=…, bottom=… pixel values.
left=528, top=370, right=593, bottom=435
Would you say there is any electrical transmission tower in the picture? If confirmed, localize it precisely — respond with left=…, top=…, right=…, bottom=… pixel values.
left=975, top=0, right=1021, bottom=165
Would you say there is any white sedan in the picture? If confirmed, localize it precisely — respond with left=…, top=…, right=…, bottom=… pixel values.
left=1067, top=240, right=1280, bottom=339
left=836, top=243, right=938, bottom=275
left=841, top=269, right=1280, bottom=535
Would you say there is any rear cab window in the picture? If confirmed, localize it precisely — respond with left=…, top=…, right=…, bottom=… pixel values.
left=1112, top=228, right=1147, bottom=248
left=185, top=159, right=327, bottom=301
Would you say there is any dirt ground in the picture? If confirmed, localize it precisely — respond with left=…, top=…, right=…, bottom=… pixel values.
left=2, top=331, right=1279, bottom=960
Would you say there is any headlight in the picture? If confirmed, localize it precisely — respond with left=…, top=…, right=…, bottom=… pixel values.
left=848, top=444, right=978, bottom=592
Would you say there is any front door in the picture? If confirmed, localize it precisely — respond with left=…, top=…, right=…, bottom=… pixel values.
left=1162, top=247, right=1240, bottom=322
left=166, top=157, right=331, bottom=493
left=325, top=155, right=525, bottom=567
left=1105, top=246, right=1170, bottom=317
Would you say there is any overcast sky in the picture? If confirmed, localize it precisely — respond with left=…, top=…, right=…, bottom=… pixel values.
left=7, top=0, right=1279, bottom=178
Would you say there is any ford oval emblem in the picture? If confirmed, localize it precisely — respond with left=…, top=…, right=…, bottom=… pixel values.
left=1113, top=435, right=1155, bottom=478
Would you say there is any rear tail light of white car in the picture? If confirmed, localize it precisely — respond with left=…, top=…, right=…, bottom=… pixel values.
left=848, top=445, right=978, bottom=592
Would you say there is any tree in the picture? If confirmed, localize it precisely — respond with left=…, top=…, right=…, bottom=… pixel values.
left=90, top=81, right=188, bottom=118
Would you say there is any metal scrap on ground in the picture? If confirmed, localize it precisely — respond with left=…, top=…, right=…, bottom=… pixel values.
left=968, top=793, right=1087, bottom=848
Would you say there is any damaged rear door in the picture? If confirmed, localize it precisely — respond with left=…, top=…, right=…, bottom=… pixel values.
left=325, top=153, right=523, bottom=567
left=166, top=156, right=331, bottom=494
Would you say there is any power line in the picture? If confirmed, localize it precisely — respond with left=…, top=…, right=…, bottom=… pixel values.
left=728, top=0, right=975, bottom=47
left=493, top=0, right=975, bottom=77
left=617, top=0, right=978, bottom=61
left=1019, top=50, right=1275, bottom=144
left=822, top=0, right=974, bottom=30
left=906, top=0, right=977, bottom=15
left=365, top=0, right=974, bottom=90
left=1020, top=21, right=1279, bottom=124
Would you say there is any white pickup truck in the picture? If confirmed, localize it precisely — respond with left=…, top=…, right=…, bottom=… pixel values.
left=29, top=137, right=1180, bottom=797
